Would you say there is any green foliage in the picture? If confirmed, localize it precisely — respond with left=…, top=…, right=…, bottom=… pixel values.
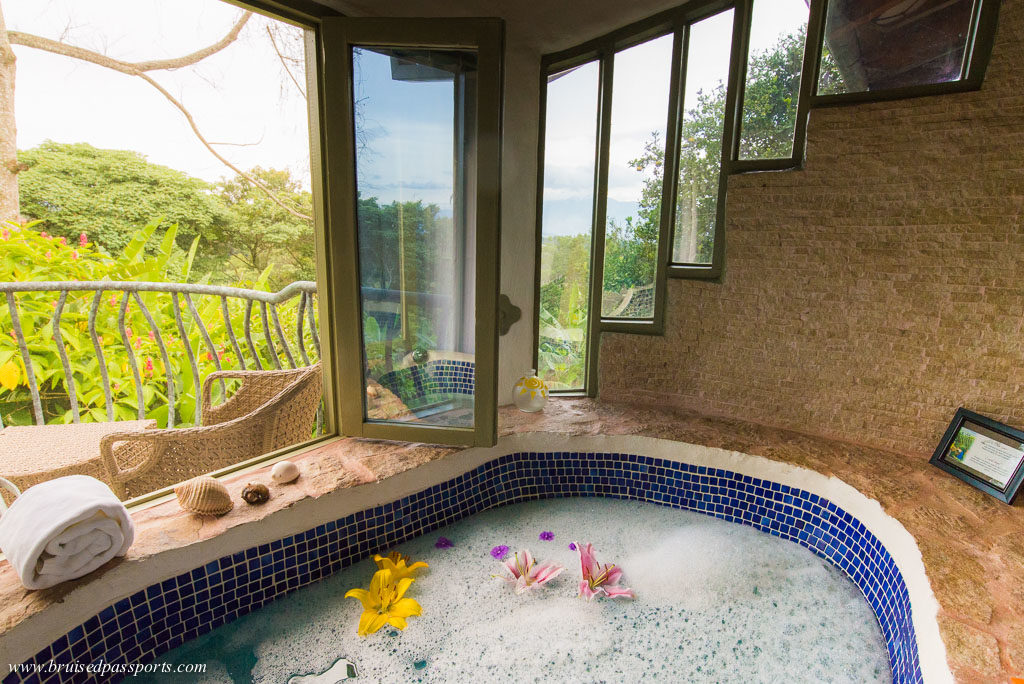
left=18, top=142, right=231, bottom=255
left=18, top=143, right=322, bottom=289
left=537, top=234, right=591, bottom=389
left=603, top=216, right=657, bottom=299
left=738, top=30, right=806, bottom=159
left=357, top=195, right=449, bottom=376
left=627, top=27, right=848, bottom=265
left=817, top=43, right=849, bottom=96
left=538, top=304, right=587, bottom=391
left=212, top=167, right=315, bottom=289
left=0, top=220, right=318, bottom=428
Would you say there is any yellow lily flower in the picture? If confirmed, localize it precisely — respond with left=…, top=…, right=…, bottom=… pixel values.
left=344, top=569, right=422, bottom=636
left=372, top=551, right=428, bottom=581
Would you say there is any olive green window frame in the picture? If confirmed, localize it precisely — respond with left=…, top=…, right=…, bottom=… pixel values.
left=121, top=0, right=342, bottom=508
left=728, top=0, right=823, bottom=174
left=809, top=0, right=1001, bottom=107
left=730, top=0, right=1001, bottom=174
left=320, top=17, right=504, bottom=448
left=533, top=0, right=744, bottom=396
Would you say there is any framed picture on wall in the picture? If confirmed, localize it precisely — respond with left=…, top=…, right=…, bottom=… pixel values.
left=930, top=408, right=1024, bottom=504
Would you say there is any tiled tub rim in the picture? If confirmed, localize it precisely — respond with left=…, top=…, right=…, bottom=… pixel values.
left=0, top=433, right=950, bottom=683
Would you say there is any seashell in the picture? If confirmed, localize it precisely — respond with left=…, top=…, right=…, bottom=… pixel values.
left=271, top=460, right=300, bottom=484
left=241, top=482, right=270, bottom=505
left=175, top=477, right=233, bottom=516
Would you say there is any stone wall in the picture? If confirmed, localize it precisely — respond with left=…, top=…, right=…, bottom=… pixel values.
left=600, top=1, right=1024, bottom=457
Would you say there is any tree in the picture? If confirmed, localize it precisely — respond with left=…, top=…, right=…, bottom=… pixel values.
left=0, top=3, right=312, bottom=223
left=18, top=141, right=230, bottom=254
left=629, top=28, right=846, bottom=264
left=356, top=195, right=454, bottom=367
left=0, top=6, right=17, bottom=219
left=213, top=166, right=314, bottom=287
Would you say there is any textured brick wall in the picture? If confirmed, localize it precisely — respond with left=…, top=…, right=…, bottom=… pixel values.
left=601, top=1, right=1024, bottom=457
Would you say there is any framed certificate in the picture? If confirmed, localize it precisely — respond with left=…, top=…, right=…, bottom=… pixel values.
left=930, top=408, right=1024, bottom=504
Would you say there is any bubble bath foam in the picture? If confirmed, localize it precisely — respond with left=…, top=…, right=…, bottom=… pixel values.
left=143, top=498, right=890, bottom=682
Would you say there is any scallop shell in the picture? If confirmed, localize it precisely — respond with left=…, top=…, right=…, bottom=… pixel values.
left=271, top=460, right=300, bottom=484
left=175, top=477, right=233, bottom=515
left=242, top=482, right=270, bottom=505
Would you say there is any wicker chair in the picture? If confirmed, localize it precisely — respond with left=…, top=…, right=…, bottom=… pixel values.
left=99, top=363, right=322, bottom=500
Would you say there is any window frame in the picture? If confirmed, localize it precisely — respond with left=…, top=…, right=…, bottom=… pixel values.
left=809, top=0, right=1001, bottom=108
left=533, top=0, right=1003, bottom=399
left=111, top=0, right=341, bottom=508
left=320, top=17, right=504, bottom=447
left=533, top=0, right=743, bottom=396
left=728, top=0, right=824, bottom=174
left=729, top=0, right=1002, bottom=175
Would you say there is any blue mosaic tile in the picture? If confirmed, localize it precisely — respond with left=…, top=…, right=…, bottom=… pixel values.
left=4, top=452, right=924, bottom=683
left=377, top=360, right=475, bottom=410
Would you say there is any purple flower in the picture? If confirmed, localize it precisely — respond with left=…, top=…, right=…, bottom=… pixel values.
left=435, top=537, right=453, bottom=549
left=490, top=545, right=510, bottom=560
left=568, top=542, right=577, bottom=551
left=539, top=531, right=555, bottom=541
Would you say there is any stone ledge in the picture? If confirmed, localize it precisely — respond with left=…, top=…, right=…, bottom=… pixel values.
left=0, top=398, right=1021, bottom=682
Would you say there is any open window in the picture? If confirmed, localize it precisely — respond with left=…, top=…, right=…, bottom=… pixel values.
left=322, top=18, right=503, bottom=447
left=815, top=0, right=999, bottom=102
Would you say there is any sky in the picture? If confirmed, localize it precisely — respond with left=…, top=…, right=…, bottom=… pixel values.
left=6, top=0, right=810, bottom=219
left=6, top=0, right=313, bottom=188
left=352, top=47, right=455, bottom=212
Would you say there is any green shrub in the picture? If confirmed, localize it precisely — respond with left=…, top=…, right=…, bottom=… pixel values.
left=0, top=220, right=318, bottom=427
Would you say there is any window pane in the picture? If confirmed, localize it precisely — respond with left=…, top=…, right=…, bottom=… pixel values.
left=0, top=0, right=324, bottom=501
left=818, top=0, right=976, bottom=95
left=738, top=0, right=810, bottom=160
left=673, top=9, right=734, bottom=265
left=353, top=46, right=477, bottom=428
left=601, top=34, right=674, bottom=319
left=538, top=62, right=599, bottom=391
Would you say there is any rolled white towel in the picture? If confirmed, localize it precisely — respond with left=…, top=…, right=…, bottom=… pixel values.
left=0, top=475, right=134, bottom=590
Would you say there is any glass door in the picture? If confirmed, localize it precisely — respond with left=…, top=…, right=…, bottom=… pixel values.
left=322, top=18, right=502, bottom=446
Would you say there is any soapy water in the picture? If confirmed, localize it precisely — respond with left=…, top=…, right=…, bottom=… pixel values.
left=142, top=498, right=890, bottom=683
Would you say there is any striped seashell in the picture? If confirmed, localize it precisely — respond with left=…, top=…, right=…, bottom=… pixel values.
left=175, top=477, right=233, bottom=516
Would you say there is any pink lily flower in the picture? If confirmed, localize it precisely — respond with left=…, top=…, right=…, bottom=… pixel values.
left=496, top=549, right=565, bottom=594
left=574, top=542, right=635, bottom=600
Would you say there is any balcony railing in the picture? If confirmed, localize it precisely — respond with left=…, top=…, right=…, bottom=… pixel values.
left=0, top=280, right=320, bottom=430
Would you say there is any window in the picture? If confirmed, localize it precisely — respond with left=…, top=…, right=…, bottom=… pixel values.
left=1, top=0, right=328, bottom=502
left=737, top=0, right=811, bottom=161
left=601, top=34, right=674, bottom=320
left=323, top=18, right=503, bottom=446
left=673, top=9, right=735, bottom=267
left=816, top=0, right=997, bottom=99
left=536, top=61, right=600, bottom=392
left=352, top=46, right=477, bottom=428
left=535, top=3, right=744, bottom=394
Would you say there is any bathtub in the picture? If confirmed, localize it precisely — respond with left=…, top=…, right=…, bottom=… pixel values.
left=0, top=434, right=947, bottom=683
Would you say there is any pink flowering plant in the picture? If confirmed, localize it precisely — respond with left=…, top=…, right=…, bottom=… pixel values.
left=574, top=542, right=635, bottom=600
left=495, top=549, right=566, bottom=594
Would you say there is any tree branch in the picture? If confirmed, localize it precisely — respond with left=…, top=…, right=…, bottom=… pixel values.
left=7, top=12, right=252, bottom=75
left=135, top=72, right=312, bottom=221
left=6, top=11, right=312, bottom=222
left=266, top=25, right=305, bottom=99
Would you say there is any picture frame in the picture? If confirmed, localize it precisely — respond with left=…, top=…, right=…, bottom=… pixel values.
left=930, top=408, right=1024, bottom=505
